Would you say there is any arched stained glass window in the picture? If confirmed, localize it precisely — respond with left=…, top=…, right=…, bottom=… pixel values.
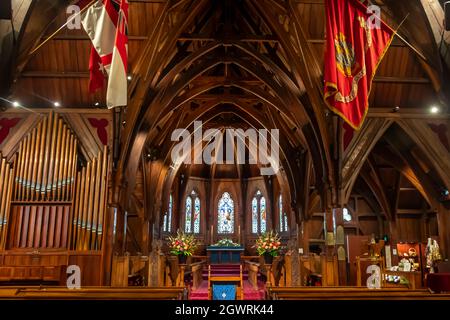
left=252, top=198, right=258, bottom=233
left=163, top=194, right=173, bottom=232
left=252, top=190, right=269, bottom=234
left=185, top=191, right=200, bottom=234
left=343, top=207, right=352, bottom=222
left=279, top=194, right=288, bottom=232
left=218, top=192, right=234, bottom=234
left=185, top=196, right=192, bottom=233
left=260, top=197, right=267, bottom=233
left=194, top=197, right=201, bottom=233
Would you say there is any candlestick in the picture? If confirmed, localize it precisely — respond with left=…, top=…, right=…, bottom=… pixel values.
left=238, top=225, right=241, bottom=244
left=211, top=225, right=214, bottom=244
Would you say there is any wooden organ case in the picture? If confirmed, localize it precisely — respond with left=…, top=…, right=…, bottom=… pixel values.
left=0, top=112, right=109, bottom=286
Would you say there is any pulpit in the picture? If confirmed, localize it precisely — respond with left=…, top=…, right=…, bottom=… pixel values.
left=206, top=246, right=244, bottom=264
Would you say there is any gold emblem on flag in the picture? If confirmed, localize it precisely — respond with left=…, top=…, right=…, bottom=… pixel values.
left=334, top=33, right=359, bottom=77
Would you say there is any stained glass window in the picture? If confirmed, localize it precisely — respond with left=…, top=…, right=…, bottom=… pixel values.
left=252, top=190, right=268, bottom=234
left=278, top=194, right=288, bottom=232
left=163, top=214, right=168, bottom=232
left=343, top=207, right=352, bottom=222
left=260, top=197, right=266, bottom=233
left=252, top=197, right=258, bottom=233
left=185, top=196, right=192, bottom=233
left=194, top=197, right=200, bottom=234
left=168, top=194, right=173, bottom=232
left=279, top=194, right=283, bottom=232
left=218, top=192, right=234, bottom=234
left=185, top=191, right=200, bottom=234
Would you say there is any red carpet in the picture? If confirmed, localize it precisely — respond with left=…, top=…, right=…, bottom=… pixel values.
left=188, top=264, right=265, bottom=300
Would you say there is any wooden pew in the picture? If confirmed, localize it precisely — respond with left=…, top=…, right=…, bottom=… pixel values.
left=0, top=286, right=186, bottom=300
left=266, top=286, right=450, bottom=300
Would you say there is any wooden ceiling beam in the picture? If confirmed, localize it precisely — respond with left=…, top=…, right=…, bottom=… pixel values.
left=177, top=34, right=279, bottom=42
left=20, top=71, right=431, bottom=86
left=366, top=156, right=394, bottom=220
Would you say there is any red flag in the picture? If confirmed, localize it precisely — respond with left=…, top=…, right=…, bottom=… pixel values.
left=82, top=0, right=128, bottom=108
left=323, top=0, right=394, bottom=130
left=89, top=46, right=104, bottom=93
left=107, top=0, right=128, bottom=108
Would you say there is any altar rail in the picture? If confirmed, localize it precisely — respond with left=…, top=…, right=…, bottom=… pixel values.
left=267, top=286, right=450, bottom=300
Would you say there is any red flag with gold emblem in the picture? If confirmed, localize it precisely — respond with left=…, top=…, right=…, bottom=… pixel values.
left=324, top=0, right=394, bottom=129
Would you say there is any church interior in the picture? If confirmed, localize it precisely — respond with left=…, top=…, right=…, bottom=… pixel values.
left=0, top=0, right=450, bottom=301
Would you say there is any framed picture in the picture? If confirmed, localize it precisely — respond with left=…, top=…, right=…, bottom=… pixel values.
left=403, top=261, right=411, bottom=272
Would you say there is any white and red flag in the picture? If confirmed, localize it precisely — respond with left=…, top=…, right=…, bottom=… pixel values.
left=81, top=0, right=128, bottom=108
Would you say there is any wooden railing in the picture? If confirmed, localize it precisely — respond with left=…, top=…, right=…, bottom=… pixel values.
left=208, top=264, right=243, bottom=300
left=266, top=286, right=450, bottom=300
left=191, top=260, right=206, bottom=290
left=0, top=286, right=186, bottom=300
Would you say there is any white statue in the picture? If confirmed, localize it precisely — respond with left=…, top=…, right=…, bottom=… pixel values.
left=425, top=238, right=442, bottom=273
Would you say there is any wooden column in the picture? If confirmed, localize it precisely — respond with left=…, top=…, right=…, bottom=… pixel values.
left=437, top=204, right=450, bottom=259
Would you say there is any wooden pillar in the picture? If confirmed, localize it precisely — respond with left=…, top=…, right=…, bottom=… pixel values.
left=437, top=204, right=450, bottom=259
left=299, top=219, right=310, bottom=255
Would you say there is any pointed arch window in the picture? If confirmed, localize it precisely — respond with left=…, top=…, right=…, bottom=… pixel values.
left=163, top=194, right=173, bottom=232
left=218, top=192, right=234, bottom=234
left=279, top=194, right=288, bottom=232
left=185, top=191, right=200, bottom=234
left=252, top=190, right=267, bottom=234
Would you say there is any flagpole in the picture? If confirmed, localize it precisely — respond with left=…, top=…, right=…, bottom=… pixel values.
left=29, top=0, right=98, bottom=56
left=376, top=12, right=428, bottom=63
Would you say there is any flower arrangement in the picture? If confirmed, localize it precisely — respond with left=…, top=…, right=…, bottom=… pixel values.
left=254, top=230, right=282, bottom=257
left=212, top=238, right=240, bottom=247
left=167, top=230, right=198, bottom=256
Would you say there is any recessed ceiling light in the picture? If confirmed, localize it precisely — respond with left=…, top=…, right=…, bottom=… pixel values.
left=431, top=106, right=439, bottom=114
left=54, top=102, right=61, bottom=107
left=12, top=101, right=20, bottom=107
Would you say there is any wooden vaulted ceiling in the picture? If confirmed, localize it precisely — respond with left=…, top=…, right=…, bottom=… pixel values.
left=1, top=0, right=449, bottom=219
left=7, top=0, right=442, bottom=110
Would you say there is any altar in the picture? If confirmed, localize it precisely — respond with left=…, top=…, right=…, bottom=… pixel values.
left=206, top=247, right=244, bottom=264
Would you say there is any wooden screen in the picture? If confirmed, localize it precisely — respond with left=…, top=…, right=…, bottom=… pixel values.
left=7, top=112, right=77, bottom=250
left=1, top=111, right=109, bottom=254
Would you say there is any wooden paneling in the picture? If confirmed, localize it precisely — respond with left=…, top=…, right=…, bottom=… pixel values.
left=397, top=216, right=423, bottom=242
left=68, top=253, right=102, bottom=286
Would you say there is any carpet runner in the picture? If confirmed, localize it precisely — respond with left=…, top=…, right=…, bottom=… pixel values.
left=188, top=264, right=265, bottom=300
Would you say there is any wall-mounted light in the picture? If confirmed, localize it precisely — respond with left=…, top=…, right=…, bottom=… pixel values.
left=430, top=106, right=440, bottom=114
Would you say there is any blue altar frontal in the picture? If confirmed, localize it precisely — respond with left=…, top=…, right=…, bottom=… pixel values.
left=206, top=246, right=244, bottom=264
